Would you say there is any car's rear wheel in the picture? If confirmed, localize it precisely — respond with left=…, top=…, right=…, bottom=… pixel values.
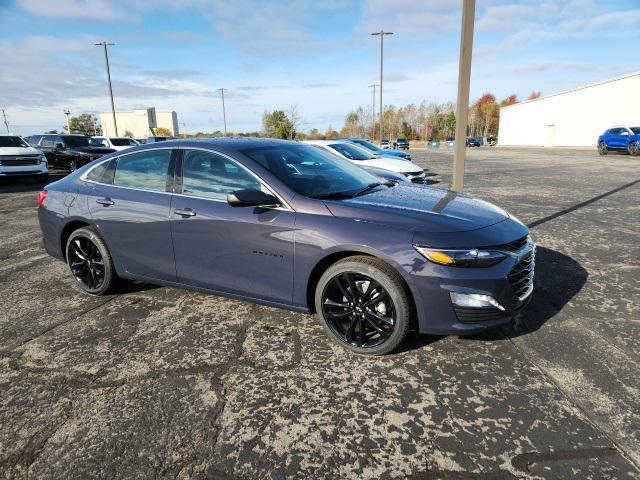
left=68, top=158, right=78, bottom=173
left=598, top=141, right=608, bottom=155
left=66, top=227, right=117, bottom=295
left=628, top=141, right=638, bottom=156
left=315, top=256, right=411, bottom=355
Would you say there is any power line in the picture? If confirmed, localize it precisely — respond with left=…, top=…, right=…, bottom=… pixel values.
left=95, top=41, right=118, bottom=136
left=371, top=30, right=393, bottom=143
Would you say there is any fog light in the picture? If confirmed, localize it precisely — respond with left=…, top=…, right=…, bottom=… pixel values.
left=450, top=292, right=505, bottom=311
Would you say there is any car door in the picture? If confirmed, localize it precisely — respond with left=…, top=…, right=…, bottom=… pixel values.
left=607, top=128, right=623, bottom=149
left=86, top=148, right=177, bottom=282
left=170, top=148, right=295, bottom=304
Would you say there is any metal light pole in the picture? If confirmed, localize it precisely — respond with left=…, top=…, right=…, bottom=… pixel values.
left=95, top=41, right=118, bottom=136
left=451, top=0, right=476, bottom=192
left=371, top=30, right=393, bottom=144
left=217, top=88, right=227, bottom=135
left=368, top=84, right=379, bottom=141
left=63, top=109, right=71, bottom=133
left=1, top=109, right=9, bottom=133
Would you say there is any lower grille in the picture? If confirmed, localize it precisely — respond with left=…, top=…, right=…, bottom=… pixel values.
left=0, top=156, right=40, bottom=166
left=453, top=305, right=508, bottom=323
left=508, top=251, right=535, bottom=300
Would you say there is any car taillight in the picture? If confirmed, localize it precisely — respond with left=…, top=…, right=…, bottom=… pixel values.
left=37, top=190, right=48, bottom=208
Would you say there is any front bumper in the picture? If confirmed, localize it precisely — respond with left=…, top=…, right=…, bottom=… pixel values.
left=402, top=240, right=535, bottom=335
left=0, top=164, right=48, bottom=177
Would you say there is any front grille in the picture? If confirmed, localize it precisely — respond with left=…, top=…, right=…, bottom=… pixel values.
left=508, top=251, right=535, bottom=300
left=0, top=156, right=40, bottom=166
left=453, top=305, right=508, bottom=323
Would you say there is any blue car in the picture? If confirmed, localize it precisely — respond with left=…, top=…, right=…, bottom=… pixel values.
left=37, top=138, right=534, bottom=355
left=598, top=126, right=640, bottom=155
left=346, top=138, right=412, bottom=161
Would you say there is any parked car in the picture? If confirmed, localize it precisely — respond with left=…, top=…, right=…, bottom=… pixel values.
left=93, top=136, right=140, bottom=151
left=393, top=138, right=410, bottom=150
left=31, top=134, right=115, bottom=173
left=146, top=136, right=172, bottom=143
left=361, top=166, right=409, bottom=183
left=0, top=134, right=48, bottom=181
left=379, top=139, right=391, bottom=149
left=466, top=137, right=481, bottom=147
left=37, top=138, right=534, bottom=355
left=347, top=138, right=412, bottom=161
left=597, top=126, right=640, bottom=155
left=304, top=140, right=426, bottom=183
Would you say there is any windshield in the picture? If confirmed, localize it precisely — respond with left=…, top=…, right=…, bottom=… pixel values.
left=329, top=142, right=376, bottom=161
left=110, top=138, right=138, bottom=146
left=631, top=127, right=640, bottom=134
left=352, top=139, right=379, bottom=151
left=0, top=136, right=29, bottom=148
left=62, top=136, right=102, bottom=147
left=240, top=143, right=380, bottom=198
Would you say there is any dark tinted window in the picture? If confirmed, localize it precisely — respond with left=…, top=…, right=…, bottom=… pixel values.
left=182, top=149, right=260, bottom=201
left=631, top=127, right=640, bottom=134
left=0, top=136, right=29, bottom=148
left=86, top=159, right=115, bottom=184
left=41, top=136, right=54, bottom=148
left=240, top=143, right=377, bottom=198
left=114, top=150, right=172, bottom=191
left=352, top=139, right=379, bottom=151
left=28, top=135, right=42, bottom=146
left=111, top=138, right=138, bottom=146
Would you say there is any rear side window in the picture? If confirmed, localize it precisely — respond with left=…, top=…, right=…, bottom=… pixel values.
left=86, top=159, right=115, bottom=184
left=113, top=150, right=172, bottom=192
left=181, top=149, right=261, bottom=200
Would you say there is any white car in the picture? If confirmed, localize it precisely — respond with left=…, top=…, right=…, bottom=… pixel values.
left=0, top=134, right=48, bottom=181
left=92, top=136, right=140, bottom=151
left=303, top=140, right=426, bottom=183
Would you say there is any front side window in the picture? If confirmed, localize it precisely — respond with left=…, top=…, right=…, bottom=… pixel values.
left=111, top=138, right=138, bottom=146
left=181, top=149, right=261, bottom=201
left=630, top=127, right=640, bottom=135
left=329, top=143, right=375, bottom=161
left=113, top=149, right=172, bottom=191
left=41, top=137, right=54, bottom=148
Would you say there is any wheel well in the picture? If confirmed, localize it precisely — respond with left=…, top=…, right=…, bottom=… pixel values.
left=60, top=220, right=91, bottom=260
left=306, top=251, right=418, bottom=321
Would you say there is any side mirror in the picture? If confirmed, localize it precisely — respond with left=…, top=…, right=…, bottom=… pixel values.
left=227, top=188, right=279, bottom=208
left=55, top=142, right=65, bottom=150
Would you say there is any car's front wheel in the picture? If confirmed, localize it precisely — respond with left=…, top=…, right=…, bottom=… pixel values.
left=66, top=227, right=117, bottom=295
left=68, top=158, right=78, bottom=173
left=315, top=256, right=412, bottom=355
left=598, top=141, right=608, bottom=155
left=628, top=141, right=638, bottom=156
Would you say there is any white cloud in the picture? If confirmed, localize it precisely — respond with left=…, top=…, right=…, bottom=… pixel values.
left=17, top=0, right=126, bottom=20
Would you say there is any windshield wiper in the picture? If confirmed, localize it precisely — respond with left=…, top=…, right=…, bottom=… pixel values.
left=309, top=191, right=354, bottom=199
left=353, top=181, right=393, bottom=197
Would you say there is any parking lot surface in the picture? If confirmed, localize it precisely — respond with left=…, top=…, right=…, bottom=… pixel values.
left=0, top=147, right=638, bottom=479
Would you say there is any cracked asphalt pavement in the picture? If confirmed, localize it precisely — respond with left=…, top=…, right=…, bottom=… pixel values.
left=0, top=147, right=638, bottom=479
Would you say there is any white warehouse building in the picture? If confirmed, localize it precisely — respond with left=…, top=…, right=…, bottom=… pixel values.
left=100, top=107, right=179, bottom=139
left=498, top=71, right=640, bottom=147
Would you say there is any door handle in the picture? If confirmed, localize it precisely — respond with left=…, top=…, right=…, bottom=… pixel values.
left=96, top=198, right=114, bottom=206
left=174, top=208, right=196, bottom=217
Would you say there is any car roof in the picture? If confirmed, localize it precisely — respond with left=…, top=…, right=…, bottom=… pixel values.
left=303, top=139, right=348, bottom=145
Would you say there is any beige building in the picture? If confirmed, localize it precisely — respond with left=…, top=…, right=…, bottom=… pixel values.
left=100, top=107, right=179, bottom=139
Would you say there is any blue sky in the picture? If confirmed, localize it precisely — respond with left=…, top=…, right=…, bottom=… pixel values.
left=1, top=0, right=639, bottom=135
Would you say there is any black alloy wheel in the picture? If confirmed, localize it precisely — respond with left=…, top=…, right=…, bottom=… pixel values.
left=323, top=273, right=395, bottom=348
left=628, top=141, right=638, bottom=156
left=316, top=256, right=411, bottom=355
left=66, top=227, right=117, bottom=295
left=598, top=141, right=608, bottom=155
left=69, top=158, right=78, bottom=173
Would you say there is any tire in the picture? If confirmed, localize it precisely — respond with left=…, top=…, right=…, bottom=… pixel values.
left=628, top=141, right=638, bottom=156
left=315, top=256, right=412, bottom=355
left=66, top=227, right=117, bottom=295
left=598, top=141, right=608, bottom=155
left=68, top=158, right=78, bottom=173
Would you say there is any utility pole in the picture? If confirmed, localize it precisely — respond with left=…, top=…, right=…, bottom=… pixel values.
left=63, top=109, right=71, bottom=133
left=368, top=84, right=379, bottom=141
left=451, top=0, right=475, bottom=192
left=217, top=88, right=227, bottom=135
left=1, top=109, right=9, bottom=133
left=371, top=30, right=393, bottom=144
left=95, top=41, right=118, bottom=136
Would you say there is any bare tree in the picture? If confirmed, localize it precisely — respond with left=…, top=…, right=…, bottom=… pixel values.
left=288, top=104, right=302, bottom=140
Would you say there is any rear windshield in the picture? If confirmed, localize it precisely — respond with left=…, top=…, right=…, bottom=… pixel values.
left=111, top=138, right=138, bottom=146
left=0, top=136, right=29, bottom=148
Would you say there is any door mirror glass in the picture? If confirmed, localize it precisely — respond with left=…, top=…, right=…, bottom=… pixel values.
left=227, top=188, right=278, bottom=208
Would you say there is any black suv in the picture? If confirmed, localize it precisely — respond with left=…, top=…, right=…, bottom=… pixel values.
left=393, top=138, right=410, bottom=150
left=30, top=134, right=115, bottom=173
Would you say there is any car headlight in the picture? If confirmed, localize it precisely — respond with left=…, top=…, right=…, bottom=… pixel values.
left=38, top=154, right=47, bottom=164
left=414, top=246, right=507, bottom=267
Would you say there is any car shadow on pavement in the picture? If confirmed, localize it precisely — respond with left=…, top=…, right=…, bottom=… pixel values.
left=454, top=246, right=588, bottom=344
left=0, top=171, right=67, bottom=194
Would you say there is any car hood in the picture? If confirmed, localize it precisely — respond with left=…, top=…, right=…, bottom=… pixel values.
left=355, top=157, right=421, bottom=173
left=0, top=146, right=42, bottom=156
left=70, top=146, right=116, bottom=155
left=323, top=184, right=510, bottom=233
